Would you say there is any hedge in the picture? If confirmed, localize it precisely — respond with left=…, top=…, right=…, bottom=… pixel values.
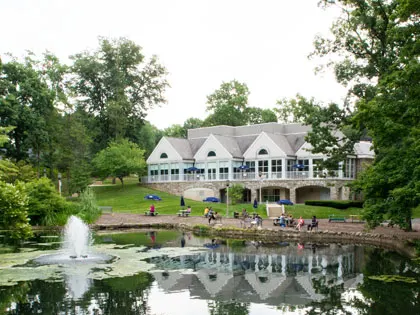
left=305, top=200, right=364, bottom=209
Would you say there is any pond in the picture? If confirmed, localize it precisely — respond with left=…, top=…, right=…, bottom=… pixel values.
left=0, top=228, right=419, bottom=315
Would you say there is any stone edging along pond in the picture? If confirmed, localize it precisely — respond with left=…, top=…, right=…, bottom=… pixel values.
left=93, top=222, right=420, bottom=258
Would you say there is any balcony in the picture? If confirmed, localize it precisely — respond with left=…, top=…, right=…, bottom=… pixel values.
left=142, top=169, right=355, bottom=183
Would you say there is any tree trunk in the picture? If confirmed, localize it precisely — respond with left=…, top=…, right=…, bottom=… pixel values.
left=119, top=177, right=124, bottom=188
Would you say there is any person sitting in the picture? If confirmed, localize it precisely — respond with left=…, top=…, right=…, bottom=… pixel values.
left=186, top=206, right=191, bottom=214
left=149, top=204, right=155, bottom=216
left=307, top=215, right=318, bottom=231
left=296, top=216, right=305, bottom=231
left=287, top=214, right=294, bottom=227
left=279, top=214, right=286, bottom=228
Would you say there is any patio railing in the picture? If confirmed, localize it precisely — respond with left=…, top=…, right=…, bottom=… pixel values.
left=142, top=169, right=354, bottom=183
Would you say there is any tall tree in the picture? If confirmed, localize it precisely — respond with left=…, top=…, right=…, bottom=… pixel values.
left=205, top=80, right=250, bottom=126
left=0, top=58, right=55, bottom=163
left=71, top=37, right=169, bottom=151
left=292, top=0, right=420, bottom=230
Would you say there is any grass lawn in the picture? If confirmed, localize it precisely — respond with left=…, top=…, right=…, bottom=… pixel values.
left=92, top=177, right=368, bottom=219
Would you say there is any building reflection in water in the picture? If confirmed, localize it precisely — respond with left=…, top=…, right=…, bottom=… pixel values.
left=149, top=243, right=364, bottom=306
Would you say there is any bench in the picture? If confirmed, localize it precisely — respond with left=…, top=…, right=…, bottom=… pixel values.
left=99, top=206, right=113, bottom=213
left=178, top=210, right=190, bottom=217
left=144, top=210, right=158, bottom=216
left=328, top=215, right=346, bottom=222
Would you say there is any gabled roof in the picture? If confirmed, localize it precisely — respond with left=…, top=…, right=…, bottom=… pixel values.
left=213, top=134, right=243, bottom=158
left=165, top=137, right=194, bottom=160
left=265, top=133, right=295, bottom=156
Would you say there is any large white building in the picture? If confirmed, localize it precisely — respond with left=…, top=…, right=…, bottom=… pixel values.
left=144, top=123, right=373, bottom=204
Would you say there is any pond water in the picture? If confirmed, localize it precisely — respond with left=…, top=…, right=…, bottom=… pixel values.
left=0, top=230, right=419, bottom=315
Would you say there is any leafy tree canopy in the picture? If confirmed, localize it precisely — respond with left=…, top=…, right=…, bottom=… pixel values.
left=71, top=37, right=169, bottom=151
left=92, top=138, right=146, bottom=187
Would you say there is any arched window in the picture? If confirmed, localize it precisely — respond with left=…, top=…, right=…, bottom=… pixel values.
left=160, top=153, right=168, bottom=159
left=207, top=151, right=216, bottom=157
left=258, top=149, right=268, bottom=155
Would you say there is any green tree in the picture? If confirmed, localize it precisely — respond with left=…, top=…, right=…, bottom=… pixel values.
left=0, top=58, right=55, bottom=162
left=244, top=107, right=277, bottom=124
left=25, top=177, right=74, bottom=226
left=92, top=138, right=146, bottom=187
left=0, top=181, right=32, bottom=240
left=229, top=184, right=245, bottom=205
left=205, top=80, right=250, bottom=126
left=162, top=124, right=186, bottom=138
left=71, top=37, right=169, bottom=152
left=288, top=0, right=420, bottom=230
left=183, top=117, right=205, bottom=130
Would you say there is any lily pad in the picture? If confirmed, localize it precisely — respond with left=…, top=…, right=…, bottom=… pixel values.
left=368, top=275, right=417, bottom=283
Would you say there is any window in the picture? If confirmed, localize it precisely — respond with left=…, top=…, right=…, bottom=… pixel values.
left=271, top=159, right=282, bottom=172
left=207, top=151, right=216, bottom=157
left=219, top=161, right=229, bottom=179
left=258, top=149, right=268, bottom=155
left=245, top=161, right=255, bottom=173
left=160, top=153, right=168, bottom=159
left=258, top=160, right=268, bottom=174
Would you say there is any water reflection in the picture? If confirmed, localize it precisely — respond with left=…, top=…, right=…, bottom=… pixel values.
left=148, top=243, right=363, bottom=306
left=0, top=230, right=419, bottom=315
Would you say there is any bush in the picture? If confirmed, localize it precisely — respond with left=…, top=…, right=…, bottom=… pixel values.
left=77, top=188, right=101, bottom=224
left=0, top=181, right=33, bottom=240
left=305, top=200, right=364, bottom=209
left=25, top=177, right=76, bottom=225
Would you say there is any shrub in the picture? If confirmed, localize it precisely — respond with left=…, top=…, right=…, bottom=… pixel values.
left=25, top=177, right=76, bottom=226
left=77, top=188, right=101, bottom=224
left=305, top=200, right=364, bottom=209
left=0, top=181, right=33, bottom=240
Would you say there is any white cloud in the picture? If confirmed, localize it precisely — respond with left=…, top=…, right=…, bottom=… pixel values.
left=0, top=0, right=346, bottom=129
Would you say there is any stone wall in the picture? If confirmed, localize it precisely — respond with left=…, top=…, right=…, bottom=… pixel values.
left=145, top=178, right=352, bottom=203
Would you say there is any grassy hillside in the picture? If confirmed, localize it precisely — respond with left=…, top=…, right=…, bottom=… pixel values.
left=92, top=177, right=376, bottom=219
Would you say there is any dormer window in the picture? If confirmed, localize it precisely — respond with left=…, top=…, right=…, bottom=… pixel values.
left=160, top=153, right=168, bottom=159
left=207, top=151, right=216, bottom=157
left=258, top=149, right=268, bottom=155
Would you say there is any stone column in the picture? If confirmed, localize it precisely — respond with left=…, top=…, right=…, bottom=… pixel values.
left=289, top=188, right=296, bottom=204
left=330, top=185, right=338, bottom=200
left=251, top=188, right=257, bottom=202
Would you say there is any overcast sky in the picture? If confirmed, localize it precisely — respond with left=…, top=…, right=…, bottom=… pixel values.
left=1, top=0, right=346, bottom=129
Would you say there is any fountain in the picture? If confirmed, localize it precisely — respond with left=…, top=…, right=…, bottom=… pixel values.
left=34, top=215, right=112, bottom=265
left=64, top=215, right=91, bottom=259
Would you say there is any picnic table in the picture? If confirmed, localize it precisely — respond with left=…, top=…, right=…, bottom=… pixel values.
left=178, top=210, right=190, bottom=217
left=349, top=214, right=362, bottom=223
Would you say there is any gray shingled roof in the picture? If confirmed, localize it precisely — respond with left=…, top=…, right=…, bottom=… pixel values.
left=213, top=134, right=243, bottom=158
left=165, top=137, right=194, bottom=160
left=235, top=135, right=258, bottom=154
left=265, top=133, right=295, bottom=156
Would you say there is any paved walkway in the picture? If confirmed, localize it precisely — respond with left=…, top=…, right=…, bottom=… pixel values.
left=95, top=214, right=420, bottom=240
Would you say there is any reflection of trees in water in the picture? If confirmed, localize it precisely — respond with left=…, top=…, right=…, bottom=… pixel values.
left=304, top=248, right=420, bottom=315
left=351, top=248, right=420, bottom=315
left=305, top=280, right=351, bottom=315
left=1, top=273, right=154, bottom=315
left=208, top=300, right=250, bottom=315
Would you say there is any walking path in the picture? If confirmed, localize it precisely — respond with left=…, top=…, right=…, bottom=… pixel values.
left=95, top=214, right=420, bottom=240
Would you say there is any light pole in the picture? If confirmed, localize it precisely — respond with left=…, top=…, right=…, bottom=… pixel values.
left=259, top=173, right=265, bottom=203
left=58, top=173, right=62, bottom=195
left=226, top=180, right=230, bottom=218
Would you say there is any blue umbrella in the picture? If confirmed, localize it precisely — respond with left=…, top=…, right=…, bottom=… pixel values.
left=253, top=198, right=258, bottom=209
left=180, top=196, right=185, bottom=208
left=186, top=166, right=199, bottom=172
left=238, top=165, right=249, bottom=170
left=292, top=164, right=305, bottom=169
